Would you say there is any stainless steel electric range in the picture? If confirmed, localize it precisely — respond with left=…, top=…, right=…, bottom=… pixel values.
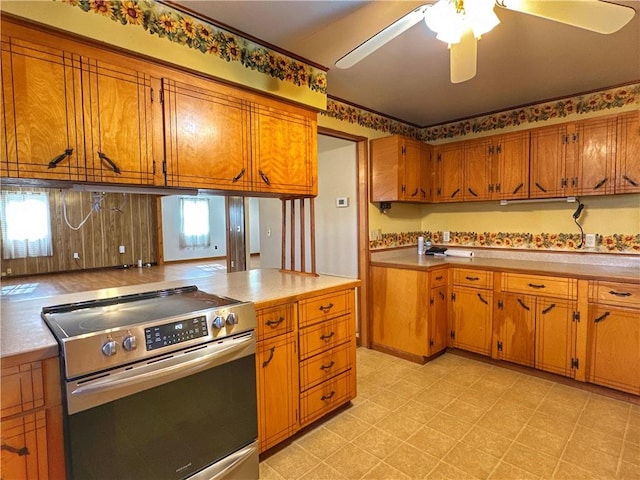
left=42, top=285, right=258, bottom=480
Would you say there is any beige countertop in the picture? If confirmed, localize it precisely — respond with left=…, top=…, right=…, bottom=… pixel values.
left=370, top=248, right=640, bottom=283
left=0, top=268, right=360, bottom=367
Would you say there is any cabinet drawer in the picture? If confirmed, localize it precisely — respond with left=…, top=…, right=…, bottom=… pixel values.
left=501, top=273, right=576, bottom=299
left=299, top=315, right=352, bottom=360
left=256, top=303, right=294, bottom=340
left=300, top=370, right=353, bottom=426
left=453, top=268, right=493, bottom=289
left=1, top=362, right=44, bottom=419
left=299, top=290, right=351, bottom=328
left=589, top=281, right=640, bottom=308
left=300, top=343, right=352, bottom=392
left=430, top=269, right=448, bottom=287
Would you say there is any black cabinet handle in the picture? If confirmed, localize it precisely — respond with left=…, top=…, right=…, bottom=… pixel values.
left=319, top=303, right=334, bottom=312
left=623, top=175, right=638, bottom=187
left=451, top=188, right=459, bottom=198
left=98, top=152, right=121, bottom=174
left=517, top=298, right=530, bottom=311
left=411, top=188, right=419, bottom=197
left=1, top=444, right=29, bottom=456
left=528, top=283, right=546, bottom=289
left=477, top=293, right=488, bottom=305
left=321, top=391, right=336, bottom=401
left=320, top=361, right=335, bottom=370
left=320, top=332, right=335, bottom=341
left=258, top=169, right=270, bottom=185
left=48, top=148, right=73, bottom=169
left=542, top=303, right=556, bottom=315
left=467, top=188, right=478, bottom=197
left=594, top=311, right=610, bottom=323
left=608, top=290, right=631, bottom=297
left=420, top=188, right=426, bottom=197
left=512, top=183, right=523, bottom=194
left=593, top=177, right=608, bottom=190
left=465, top=276, right=480, bottom=281
left=232, top=168, right=245, bottom=183
left=262, top=346, right=275, bottom=367
left=435, top=276, right=443, bottom=281
left=535, top=182, right=547, bottom=192
left=265, top=316, right=285, bottom=327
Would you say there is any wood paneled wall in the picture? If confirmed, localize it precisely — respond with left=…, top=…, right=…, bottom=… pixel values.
left=1, top=187, right=157, bottom=276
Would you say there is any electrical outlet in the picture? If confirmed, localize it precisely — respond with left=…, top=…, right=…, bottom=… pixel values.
left=73, top=252, right=80, bottom=259
left=6, top=268, right=12, bottom=275
left=443, top=231, right=450, bottom=242
left=119, top=245, right=125, bottom=254
left=585, top=234, right=596, bottom=248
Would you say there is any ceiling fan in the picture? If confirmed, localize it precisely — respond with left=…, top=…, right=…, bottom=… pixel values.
left=335, top=0, right=636, bottom=83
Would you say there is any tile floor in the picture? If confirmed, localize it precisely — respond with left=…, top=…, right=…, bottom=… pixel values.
left=259, top=348, right=640, bottom=480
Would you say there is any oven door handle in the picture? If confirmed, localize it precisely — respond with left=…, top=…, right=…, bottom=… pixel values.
left=68, top=332, right=255, bottom=414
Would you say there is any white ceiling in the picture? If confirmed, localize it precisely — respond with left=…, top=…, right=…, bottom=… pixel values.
left=170, top=0, right=640, bottom=127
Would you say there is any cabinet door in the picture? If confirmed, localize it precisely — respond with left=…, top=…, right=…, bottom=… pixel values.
left=530, top=124, right=566, bottom=198
left=464, top=138, right=492, bottom=201
left=535, top=298, right=576, bottom=378
left=1, top=36, right=84, bottom=181
left=495, top=293, right=535, bottom=367
left=429, top=285, right=448, bottom=355
left=587, top=305, right=640, bottom=395
left=402, top=139, right=430, bottom=202
left=0, top=411, right=49, bottom=479
left=83, top=57, right=154, bottom=184
left=371, top=266, right=429, bottom=357
left=434, top=142, right=464, bottom=202
left=256, top=334, right=298, bottom=453
left=251, top=103, right=317, bottom=196
left=572, top=116, right=616, bottom=196
left=163, top=78, right=250, bottom=190
left=494, top=131, right=530, bottom=200
left=451, top=286, right=493, bottom=356
left=615, top=111, right=640, bottom=193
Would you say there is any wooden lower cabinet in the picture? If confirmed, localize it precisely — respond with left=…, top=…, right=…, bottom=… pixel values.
left=451, top=285, right=493, bottom=356
left=494, top=293, right=535, bottom=367
left=0, top=358, right=65, bottom=479
left=535, top=298, right=577, bottom=377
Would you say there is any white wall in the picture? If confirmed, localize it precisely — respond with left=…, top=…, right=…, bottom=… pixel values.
left=248, top=197, right=260, bottom=254
left=161, top=195, right=227, bottom=261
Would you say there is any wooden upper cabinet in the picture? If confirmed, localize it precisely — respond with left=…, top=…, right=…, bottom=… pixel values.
left=615, top=111, right=640, bottom=193
left=162, top=78, right=250, bottom=190
left=463, top=137, right=492, bottom=201
left=493, top=131, right=530, bottom=200
left=434, top=141, right=465, bottom=202
left=370, top=135, right=430, bottom=203
left=83, top=58, right=154, bottom=185
left=570, top=116, right=616, bottom=196
left=251, top=102, right=317, bottom=196
left=529, top=124, right=567, bottom=198
left=1, top=36, right=84, bottom=181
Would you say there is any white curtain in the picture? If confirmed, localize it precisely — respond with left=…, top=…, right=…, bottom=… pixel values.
left=180, top=197, right=211, bottom=249
left=1, top=192, right=53, bottom=259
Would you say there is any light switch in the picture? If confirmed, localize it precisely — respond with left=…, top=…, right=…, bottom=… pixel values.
left=336, top=197, right=349, bottom=208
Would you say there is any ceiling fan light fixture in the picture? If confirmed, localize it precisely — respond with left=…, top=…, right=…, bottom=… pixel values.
left=425, top=0, right=500, bottom=45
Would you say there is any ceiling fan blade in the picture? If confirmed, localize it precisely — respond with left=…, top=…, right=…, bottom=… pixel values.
left=497, top=0, right=636, bottom=34
left=450, top=32, right=477, bottom=83
left=335, top=4, right=429, bottom=69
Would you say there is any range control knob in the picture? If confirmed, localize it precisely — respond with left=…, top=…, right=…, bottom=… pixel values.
left=226, top=313, right=238, bottom=325
left=122, top=335, right=137, bottom=351
left=101, top=339, right=117, bottom=357
left=212, top=316, right=225, bottom=329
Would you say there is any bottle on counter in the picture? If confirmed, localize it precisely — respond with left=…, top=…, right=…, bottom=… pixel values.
left=418, top=236, right=424, bottom=254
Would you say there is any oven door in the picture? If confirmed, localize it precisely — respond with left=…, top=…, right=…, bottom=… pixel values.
left=63, top=331, right=257, bottom=480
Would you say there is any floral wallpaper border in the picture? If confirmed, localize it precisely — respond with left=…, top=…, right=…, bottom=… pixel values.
left=369, top=231, right=640, bottom=254
left=324, top=83, right=640, bottom=141
left=58, top=0, right=327, bottom=94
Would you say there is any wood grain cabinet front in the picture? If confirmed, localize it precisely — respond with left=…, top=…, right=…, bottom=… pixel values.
left=615, top=111, right=640, bottom=193
left=428, top=269, right=448, bottom=356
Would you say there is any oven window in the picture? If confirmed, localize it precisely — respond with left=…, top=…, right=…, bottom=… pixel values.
left=66, top=354, right=256, bottom=479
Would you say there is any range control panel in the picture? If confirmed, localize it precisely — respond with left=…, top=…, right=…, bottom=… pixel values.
left=145, top=316, right=208, bottom=351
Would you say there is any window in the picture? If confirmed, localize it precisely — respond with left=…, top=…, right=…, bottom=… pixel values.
left=1, top=192, right=53, bottom=259
left=180, top=197, right=211, bottom=249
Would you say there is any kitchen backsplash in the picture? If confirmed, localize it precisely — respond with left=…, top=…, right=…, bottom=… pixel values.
left=369, top=231, right=640, bottom=254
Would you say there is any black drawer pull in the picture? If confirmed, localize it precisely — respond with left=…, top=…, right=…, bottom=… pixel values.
left=411, top=188, right=419, bottom=197
left=594, top=312, right=610, bottom=323
left=542, top=303, right=556, bottom=315
left=517, top=298, right=530, bottom=311
left=623, top=175, right=638, bottom=187
left=258, top=169, right=270, bottom=185
left=232, top=168, right=245, bottom=182
left=262, top=346, right=275, bottom=367
left=451, top=188, right=460, bottom=198
left=466, top=276, right=480, bottom=281
left=265, top=316, right=285, bottom=327
left=321, top=391, right=336, bottom=401
left=320, top=332, right=335, bottom=341
left=98, top=151, right=121, bottom=174
left=319, top=303, right=334, bottom=312
left=1, top=444, right=29, bottom=456
left=608, top=290, right=631, bottom=297
left=593, top=177, right=608, bottom=190
left=468, top=188, right=478, bottom=197
left=421, top=188, right=427, bottom=197
left=435, top=276, right=443, bottom=281
left=320, top=361, right=335, bottom=370
left=48, top=148, right=73, bottom=169
left=528, top=283, right=546, bottom=289
left=512, top=183, right=523, bottom=194
left=477, top=293, right=488, bottom=305
left=535, top=182, right=547, bottom=192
